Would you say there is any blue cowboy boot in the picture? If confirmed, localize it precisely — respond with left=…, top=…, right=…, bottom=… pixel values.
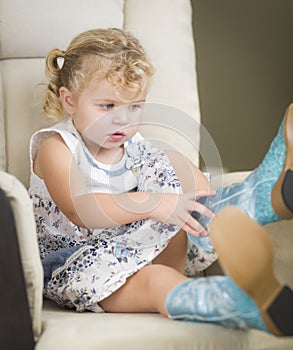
left=165, top=275, right=268, bottom=332
left=189, top=104, right=293, bottom=252
left=166, top=207, right=293, bottom=336
left=165, top=274, right=293, bottom=335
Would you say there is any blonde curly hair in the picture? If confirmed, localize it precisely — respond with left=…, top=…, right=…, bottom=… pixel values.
left=43, top=28, right=154, bottom=120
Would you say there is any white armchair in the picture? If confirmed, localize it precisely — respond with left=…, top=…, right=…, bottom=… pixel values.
left=0, top=1, right=292, bottom=349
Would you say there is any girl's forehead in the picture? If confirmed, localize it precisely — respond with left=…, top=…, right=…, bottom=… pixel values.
left=85, top=78, right=147, bottom=102
left=87, top=78, right=116, bottom=94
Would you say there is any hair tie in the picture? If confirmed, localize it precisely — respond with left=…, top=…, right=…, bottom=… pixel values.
left=57, top=51, right=65, bottom=70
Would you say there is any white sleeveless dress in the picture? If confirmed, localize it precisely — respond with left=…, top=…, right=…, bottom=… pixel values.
left=29, top=118, right=217, bottom=312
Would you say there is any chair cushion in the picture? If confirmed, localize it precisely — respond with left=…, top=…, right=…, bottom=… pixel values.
left=0, top=0, right=124, bottom=58
left=38, top=299, right=293, bottom=350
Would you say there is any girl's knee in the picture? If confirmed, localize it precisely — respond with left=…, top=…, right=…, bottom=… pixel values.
left=138, top=264, right=184, bottom=291
left=140, top=263, right=175, bottom=277
left=100, top=264, right=186, bottom=314
left=137, top=264, right=188, bottom=315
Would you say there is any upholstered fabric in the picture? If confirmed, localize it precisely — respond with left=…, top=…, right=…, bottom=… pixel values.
left=0, top=0, right=124, bottom=58
left=1, top=59, right=49, bottom=184
left=37, top=299, right=292, bottom=350
left=124, top=0, right=200, bottom=165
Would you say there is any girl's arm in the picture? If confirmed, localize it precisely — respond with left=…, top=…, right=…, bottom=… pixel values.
left=164, top=150, right=212, bottom=193
left=34, top=134, right=214, bottom=236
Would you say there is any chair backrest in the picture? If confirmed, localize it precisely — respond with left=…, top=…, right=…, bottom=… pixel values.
left=0, top=0, right=201, bottom=188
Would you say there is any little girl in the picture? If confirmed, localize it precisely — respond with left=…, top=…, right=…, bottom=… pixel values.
left=29, top=28, right=293, bottom=336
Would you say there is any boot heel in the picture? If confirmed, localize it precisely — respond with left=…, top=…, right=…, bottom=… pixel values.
left=282, top=169, right=293, bottom=212
left=267, top=286, right=293, bottom=336
left=272, top=104, right=293, bottom=219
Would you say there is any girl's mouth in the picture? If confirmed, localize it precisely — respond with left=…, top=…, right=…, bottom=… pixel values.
left=109, top=131, right=126, bottom=142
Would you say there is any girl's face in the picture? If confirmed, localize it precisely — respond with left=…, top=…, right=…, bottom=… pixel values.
left=60, top=78, right=147, bottom=157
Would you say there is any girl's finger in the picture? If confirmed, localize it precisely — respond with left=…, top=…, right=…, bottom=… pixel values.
left=193, top=189, right=216, bottom=199
left=186, top=216, right=208, bottom=236
left=184, top=190, right=214, bottom=200
left=182, top=223, right=199, bottom=237
left=191, top=201, right=215, bottom=219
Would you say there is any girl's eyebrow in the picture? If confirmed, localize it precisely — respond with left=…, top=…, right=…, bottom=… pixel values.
left=93, top=99, right=146, bottom=104
left=93, top=99, right=117, bottom=103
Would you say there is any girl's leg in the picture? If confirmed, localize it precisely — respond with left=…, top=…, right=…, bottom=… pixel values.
left=152, top=229, right=188, bottom=274
left=165, top=150, right=211, bottom=193
left=99, top=264, right=188, bottom=315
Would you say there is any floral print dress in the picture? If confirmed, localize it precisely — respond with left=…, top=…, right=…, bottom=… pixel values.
left=29, top=118, right=217, bottom=312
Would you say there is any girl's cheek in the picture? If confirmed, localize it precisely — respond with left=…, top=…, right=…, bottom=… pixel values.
left=81, top=115, right=112, bottom=142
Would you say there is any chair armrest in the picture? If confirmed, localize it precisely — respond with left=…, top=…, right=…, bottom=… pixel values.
left=0, top=171, right=43, bottom=341
left=0, top=186, right=34, bottom=349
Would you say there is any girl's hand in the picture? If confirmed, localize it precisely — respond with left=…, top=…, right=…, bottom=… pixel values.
left=151, top=190, right=216, bottom=236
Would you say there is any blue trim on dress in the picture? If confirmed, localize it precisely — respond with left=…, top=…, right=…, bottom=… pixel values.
left=71, top=133, right=129, bottom=176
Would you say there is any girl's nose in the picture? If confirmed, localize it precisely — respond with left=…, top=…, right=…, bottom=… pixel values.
left=112, top=107, right=128, bottom=125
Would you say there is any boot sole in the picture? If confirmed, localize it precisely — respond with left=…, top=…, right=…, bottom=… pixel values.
left=271, top=104, right=293, bottom=219
left=210, top=206, right=290, bottom=336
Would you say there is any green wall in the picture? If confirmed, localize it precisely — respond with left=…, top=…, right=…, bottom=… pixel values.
left=191, top=0, right=293, bottom=172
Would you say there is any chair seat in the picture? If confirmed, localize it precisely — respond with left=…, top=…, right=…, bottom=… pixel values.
left=36, top=299, right=292, bottom=350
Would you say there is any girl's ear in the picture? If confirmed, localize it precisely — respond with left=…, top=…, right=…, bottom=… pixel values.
left=59, top=87, right=75, bottom=115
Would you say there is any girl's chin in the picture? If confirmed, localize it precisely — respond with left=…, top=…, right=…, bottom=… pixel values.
left=83, top=137, right=123, bottom=149
left=99, top=141, right=125, bottom=151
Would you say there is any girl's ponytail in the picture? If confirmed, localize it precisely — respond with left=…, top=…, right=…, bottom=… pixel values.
left=43, top=48, right=65, bottom=120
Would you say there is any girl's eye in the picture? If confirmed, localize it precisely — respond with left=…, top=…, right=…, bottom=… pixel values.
left=128, top=104, right=143, bottom=112
left=100, top=104, right=114, bottom=111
